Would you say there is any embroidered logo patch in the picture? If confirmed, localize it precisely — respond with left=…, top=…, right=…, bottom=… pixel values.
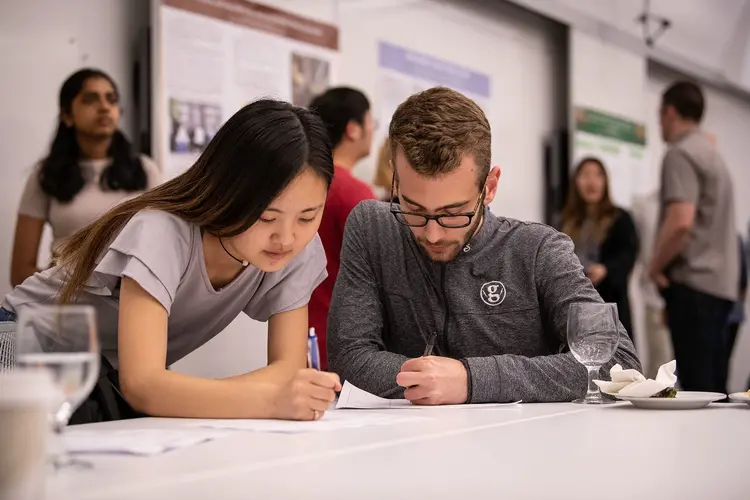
left=480, top=281, right=506, bottom=306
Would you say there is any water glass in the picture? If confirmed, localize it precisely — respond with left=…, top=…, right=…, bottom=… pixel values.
left=567, top=302, right=620, bottom=404
left=14, top=305, right=100, bottom=469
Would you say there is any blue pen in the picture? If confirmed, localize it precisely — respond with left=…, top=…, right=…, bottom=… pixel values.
left=307, top=327, right=321, bottom=370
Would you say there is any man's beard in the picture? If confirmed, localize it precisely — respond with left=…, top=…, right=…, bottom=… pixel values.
left=415, top=209, right=484, bottom=262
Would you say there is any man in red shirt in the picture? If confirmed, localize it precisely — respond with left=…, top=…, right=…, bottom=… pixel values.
left=308, top=87, right=376, bottom=369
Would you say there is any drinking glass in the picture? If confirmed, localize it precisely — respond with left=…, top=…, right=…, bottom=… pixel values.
left=567, top=302, right=619, bottom=404
left=14, top=305, right=100, bottom=469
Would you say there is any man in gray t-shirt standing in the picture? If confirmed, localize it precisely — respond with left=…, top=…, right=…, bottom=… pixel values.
left=649, top=81, right=738, bottom=394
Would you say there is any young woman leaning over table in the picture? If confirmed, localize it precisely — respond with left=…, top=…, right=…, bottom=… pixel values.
left=0, top=99, right=341, bottom=423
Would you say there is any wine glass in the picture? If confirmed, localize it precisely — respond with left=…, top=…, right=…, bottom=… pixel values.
left=567, top=302, right=620, bottom=404
left=14, top=305, right=100, bottom=469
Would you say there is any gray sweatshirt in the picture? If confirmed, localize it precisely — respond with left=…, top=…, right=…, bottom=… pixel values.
left=327, top=201, right=641, bottom=403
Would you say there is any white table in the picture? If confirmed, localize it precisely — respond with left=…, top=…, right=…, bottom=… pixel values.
left=49, top=402, right=749, bottom=500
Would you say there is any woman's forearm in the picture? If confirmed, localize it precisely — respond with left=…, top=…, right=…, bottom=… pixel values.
left=123, top=361, right=299, bottom=419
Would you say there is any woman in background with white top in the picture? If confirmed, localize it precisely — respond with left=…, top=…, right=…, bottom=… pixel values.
left=10, top=68, right=161, bottom=287
left=0, top=99, right=340, bottom=423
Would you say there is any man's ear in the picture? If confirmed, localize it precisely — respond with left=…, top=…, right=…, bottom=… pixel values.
left=483, top=166, right=502, bottom=205
left=344, top=119, right=362, bottom=142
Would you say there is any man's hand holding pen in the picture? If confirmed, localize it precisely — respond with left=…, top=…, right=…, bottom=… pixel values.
left=396, top=356, right=468, bottom=405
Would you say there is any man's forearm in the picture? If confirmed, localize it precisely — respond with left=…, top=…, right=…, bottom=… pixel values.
left=329, top=347, right=408, bottom=398
left=464, top=335, right=641, bottom=403
left=652, top=218, right=691, bottom=272
left=651, top=227, right=690, bottom=271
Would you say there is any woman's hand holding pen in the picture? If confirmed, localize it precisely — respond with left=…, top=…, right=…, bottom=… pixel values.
left=272, top=369, right=341, bottom=421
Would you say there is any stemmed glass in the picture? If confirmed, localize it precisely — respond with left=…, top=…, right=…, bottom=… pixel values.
left=15, top=305, right=100, bottom=469
left=567, top=302, right=620, bottom=404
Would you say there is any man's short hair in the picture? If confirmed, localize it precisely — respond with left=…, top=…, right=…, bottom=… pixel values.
left=389, top=87, right=491, bottom=184
left=662, top=81, right=705, bottom=123
left=309, top=87, right=370, bottom=148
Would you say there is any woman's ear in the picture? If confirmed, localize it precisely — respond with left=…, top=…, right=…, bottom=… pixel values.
left=60, top=112, right=74, bottom=128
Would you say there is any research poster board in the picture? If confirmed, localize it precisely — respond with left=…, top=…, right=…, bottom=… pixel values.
left=375, top=41, right=490, bottom=149
left=572, top=107, right=647, bottom=209
left=156, top=0, right=339, bottom=178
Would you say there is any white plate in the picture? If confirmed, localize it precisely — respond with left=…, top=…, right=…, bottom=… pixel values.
left=728, top=392, right=750, bottom=406
left=603, top=391, right=726, bottom=409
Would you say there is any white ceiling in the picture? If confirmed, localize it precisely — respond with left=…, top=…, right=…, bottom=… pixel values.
left=510, top=0, right=750, bottom=91
left=557, top=0, right=749, bottom=69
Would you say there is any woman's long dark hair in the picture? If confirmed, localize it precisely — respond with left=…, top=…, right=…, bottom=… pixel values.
left=39, top=68, right=147, bottom=202
left=57, top=99, right=333, bottom=303
left=561, top=156, right=618, bottom=243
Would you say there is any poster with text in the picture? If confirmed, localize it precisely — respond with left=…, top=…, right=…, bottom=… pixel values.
left=573, top=107, right=647, bottom=209
left=371, top=41, right=491, bottom=184
left=158, top=0, right=339, bottom=178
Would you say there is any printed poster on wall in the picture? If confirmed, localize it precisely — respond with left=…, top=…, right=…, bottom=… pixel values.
left=573, top=107, right=647, bottom=209
left=158, top=0, right=339, bottom=178
left=369, top=41, right=491, bottom=184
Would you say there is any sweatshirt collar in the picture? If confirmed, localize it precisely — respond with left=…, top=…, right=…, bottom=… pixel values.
left=455, top=206, right=501, bottom=260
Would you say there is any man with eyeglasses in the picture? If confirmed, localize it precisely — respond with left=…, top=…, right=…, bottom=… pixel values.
left=327, top=87, right=641, bottom=404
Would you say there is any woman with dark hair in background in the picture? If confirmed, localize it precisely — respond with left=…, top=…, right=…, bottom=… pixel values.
left=10, top=68, right=161, bottom=287
left=562, top=157, right=639, bottom=338
left=0, top=99, right=340, bottom=423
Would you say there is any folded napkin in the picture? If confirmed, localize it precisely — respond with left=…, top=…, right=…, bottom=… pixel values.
left=64, top=429, right=229, bottom=456
left=594, top=360, right=677, bottom=398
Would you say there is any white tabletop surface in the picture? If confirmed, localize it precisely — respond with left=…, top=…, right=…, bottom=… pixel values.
left=49, top=402, right=749, bottom=500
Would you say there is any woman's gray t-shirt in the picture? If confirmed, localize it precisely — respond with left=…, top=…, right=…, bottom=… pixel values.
left=3, top=210, right=327, bottom=367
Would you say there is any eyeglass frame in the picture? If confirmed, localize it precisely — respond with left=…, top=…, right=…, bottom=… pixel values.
left=388, top=170, right=488, bottom=229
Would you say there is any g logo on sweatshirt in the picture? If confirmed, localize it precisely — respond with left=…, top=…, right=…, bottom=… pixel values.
left=480, top=281, right=506, bottom=306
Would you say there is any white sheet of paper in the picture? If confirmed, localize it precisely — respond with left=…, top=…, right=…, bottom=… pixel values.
left=64, top=429, right=229, bottom=456
left=190, top=410, right=426, bottom=434
left=335, top=381, right=521, bottom=409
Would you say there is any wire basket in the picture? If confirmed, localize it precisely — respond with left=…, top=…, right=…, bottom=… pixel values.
left=0, top=325, right=15, bottom=371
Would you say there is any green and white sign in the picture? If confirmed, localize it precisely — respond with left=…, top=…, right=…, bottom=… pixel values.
left=573, top=107, right=647, bottom=208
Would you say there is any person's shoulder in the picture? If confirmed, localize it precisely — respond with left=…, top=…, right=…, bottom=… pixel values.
left=613, top=206, right=634, bottom=223
left=125, top=210, right=194, bottom=244
left=679, top=130, right=712, bottom=150
left=349, top=199, right=393, bottom=225
left=491, top=215, right=573, bottom=256
left=137, top=154, right=163, bottom=186
left=330, top=169, right=375, bottom=203
left=138, top=154, right=160, bottom=173
left=669, top=131, right=717, bottom=163
left=496, top=216, right=561, bottom=243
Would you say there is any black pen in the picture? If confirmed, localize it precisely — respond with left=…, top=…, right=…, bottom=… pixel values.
left=423, top=332, right=437, bottom=357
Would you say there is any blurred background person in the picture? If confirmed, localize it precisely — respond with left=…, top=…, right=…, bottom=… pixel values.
left=724, top=233, right=747, bottom=387
left=650, top=81, right=738, bottom=394
left=371, top=137, right=394, bottom=202
left=562, top=157, right=639, bottom=339
left=632, top=191, right=673, bottom=378
left=10, top=68, right=161, bottom=287
left=307, top=87, right=375, bottom=369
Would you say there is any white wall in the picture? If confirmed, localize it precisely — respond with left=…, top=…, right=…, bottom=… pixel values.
left=0, top=0, right=150, bottom=299
left=646, top=63, right=750, bottom=392
left=171, top=0, right=567, bottom=377
left=570, top=29, right=647, bottom=124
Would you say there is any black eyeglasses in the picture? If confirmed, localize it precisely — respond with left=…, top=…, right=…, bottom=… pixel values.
left=389, top=175, right=487, bottom=229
